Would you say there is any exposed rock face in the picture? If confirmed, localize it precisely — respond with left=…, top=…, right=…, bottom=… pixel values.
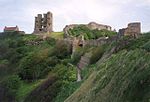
left=63, top=22, right=112, bottom=38
left=33, top=12, right=53, bottom=34
left=119, top=22, right=141, bottom=38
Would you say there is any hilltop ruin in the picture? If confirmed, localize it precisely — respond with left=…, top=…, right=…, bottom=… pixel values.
left=63, top=22, right=112, bottom=38
left=119, top=22, right=141, bottom=38
left=33, top=12, right=53, bottom=34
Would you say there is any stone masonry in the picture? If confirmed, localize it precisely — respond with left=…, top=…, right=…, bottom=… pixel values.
left=119, top=22, right=141, bottom=38
left=33, top=11, right=53, bottom=34
left=87, top=22, right=111, bottom=30
left=77, top=52, right=92, bottom=82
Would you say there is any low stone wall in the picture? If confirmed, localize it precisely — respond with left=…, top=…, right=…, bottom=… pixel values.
left=84, top=39, right=107, bottom=46
left=85, top=36, right=118, bottom=47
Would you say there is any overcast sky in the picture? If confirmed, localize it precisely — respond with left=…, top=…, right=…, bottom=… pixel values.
left=0, top=0, right=150, bottom=33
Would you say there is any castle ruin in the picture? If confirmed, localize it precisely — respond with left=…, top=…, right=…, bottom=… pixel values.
left=63, top=22, right=112, bottom=38
left=33, top=12, right=53, bottom=34
left=119, top=22, right=141, bottom=38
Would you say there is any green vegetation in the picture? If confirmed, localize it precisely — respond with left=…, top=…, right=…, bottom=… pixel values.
left=1, top=75, right=21, bottom=96
left=65, top=33, right=150, bottom=102
left=51, top=32, right=64, bottom=39
left=66, top=49, right=150, bottom=102
left=69, top=25, right=117, bottom=39
left=90, top=46, right=106, bottom=64
left=54, top=82, right=82, bottom=102
left=0, top=32, right=75, bottom=102
left=0, top=31, right=150, bottom=102
left=16, top=80, right=43, bottom=101
left=24, top=64, right=76, bottom=102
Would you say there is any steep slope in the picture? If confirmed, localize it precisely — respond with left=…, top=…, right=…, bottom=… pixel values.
left=66, top=49, right=150, bottom=102
left=65, top=34, right=150, bottom=102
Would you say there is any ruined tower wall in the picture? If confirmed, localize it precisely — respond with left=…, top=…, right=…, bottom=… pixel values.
left=46, top=12, right=53, bottom=33
left=119, top=22, right=141, bottom=38
left=33, top=12, right=53, bottom=34
left=125, top=23, right=141, bottom=37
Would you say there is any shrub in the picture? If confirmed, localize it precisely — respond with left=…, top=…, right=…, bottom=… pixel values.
left=45, top=37, right=56, bottom=46
left=18, top=49, right=52, bottom=80
left=90, top=46, right=105, bottom=64
left=94, top=29, right=117, bottom=38
left=52, top=64, right=76, bottom=84
left=24, top=64, right=76, bottom=102
left=142, top=41, right=150, bottom=52
left=52, top=40, right=72, bottom=59
left=2, top=75, right=21, bottom=96
left=68, top=25, right=117, bottom=40
left=71, top=46, right=90, bottom=64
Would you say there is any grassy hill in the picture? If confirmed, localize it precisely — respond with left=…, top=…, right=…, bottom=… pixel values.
left=65, top=33, right=150, bottom=102
left=0, top=31, right=150, bottom=102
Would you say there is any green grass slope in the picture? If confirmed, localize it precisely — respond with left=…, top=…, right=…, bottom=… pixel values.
left=0, top=31, right=150, bottom=102
left=51, top=32, right=64, bottom=39
left=65, top=34, right=150, bottom=102
left=66, top=49, right=150, bottom=102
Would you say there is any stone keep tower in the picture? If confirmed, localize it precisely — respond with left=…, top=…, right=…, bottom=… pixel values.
left=33, top=11, right=53, bottom=34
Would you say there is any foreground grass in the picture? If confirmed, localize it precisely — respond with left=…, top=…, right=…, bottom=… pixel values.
left=16, top=80, right=44, bottom=102
left=65, top=49, right=150, bottom=102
